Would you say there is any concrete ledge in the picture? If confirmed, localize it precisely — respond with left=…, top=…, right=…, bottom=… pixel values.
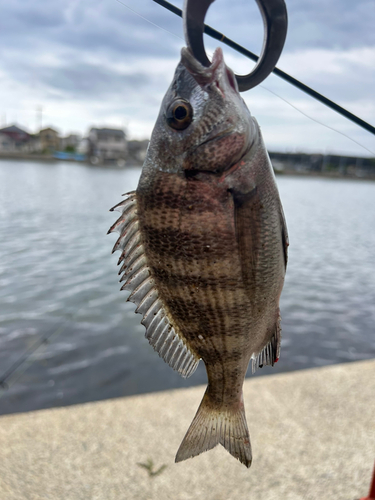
left=0, top=360, right=374, bottom=499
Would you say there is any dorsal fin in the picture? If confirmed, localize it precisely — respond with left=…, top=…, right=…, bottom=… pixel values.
left=109, top=191, right=200, bottom=378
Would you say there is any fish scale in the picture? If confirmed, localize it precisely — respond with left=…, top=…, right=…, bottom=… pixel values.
left=109, top=46, right=288, bottom=468
left=139, top=182, right=247, bottom=342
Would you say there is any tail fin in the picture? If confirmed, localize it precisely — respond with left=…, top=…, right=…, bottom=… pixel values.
left=175, top=389, right=252, bottom=468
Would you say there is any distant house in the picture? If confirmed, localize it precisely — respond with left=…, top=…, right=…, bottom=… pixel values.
left=127, top=139, right=149, bottom=164
left=60, top=134, right=81, bottom=152
left=0, top=125, right=31, bottom=152
left=76, top=138, right=89, bottom=155
left=39, top=127, right=60, bottom=152
left=28, top=134, right=42, bottom=153
left=88, top=127, right=127, bottom=163
left=0, top=132, right=15, bottom=152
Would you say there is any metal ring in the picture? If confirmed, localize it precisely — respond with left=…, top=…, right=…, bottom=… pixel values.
left=183, top=0, right=288, bottom=92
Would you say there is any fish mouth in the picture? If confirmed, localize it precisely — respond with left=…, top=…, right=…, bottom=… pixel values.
left=181, top=46, right=223, bottom=79
left=181, top=46, right=238, bottom=93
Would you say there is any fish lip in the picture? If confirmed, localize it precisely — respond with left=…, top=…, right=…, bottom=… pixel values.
left=181, top=46, right=225, bottom=86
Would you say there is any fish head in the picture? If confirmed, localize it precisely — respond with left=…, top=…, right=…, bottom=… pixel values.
left=146, top=47, right=259, bottom=174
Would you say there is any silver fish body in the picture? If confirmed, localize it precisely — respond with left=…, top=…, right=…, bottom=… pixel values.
left=109, top=47, right=288, bottom=468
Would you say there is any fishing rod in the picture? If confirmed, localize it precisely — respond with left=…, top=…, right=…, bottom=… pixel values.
left=153, top=0, right=375, bottom=138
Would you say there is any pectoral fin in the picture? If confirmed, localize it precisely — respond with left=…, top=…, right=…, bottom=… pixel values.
left=229, top=186, right=260, bottom=289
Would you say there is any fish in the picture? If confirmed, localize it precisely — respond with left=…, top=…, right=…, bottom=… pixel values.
left=109, top=46, right=288, bottom=468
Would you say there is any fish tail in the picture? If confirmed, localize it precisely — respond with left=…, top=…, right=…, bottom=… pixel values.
left=175, top=388, right=252, bottom=468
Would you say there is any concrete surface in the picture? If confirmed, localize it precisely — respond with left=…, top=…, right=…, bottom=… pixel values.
left=0, top=360, right=374, bottom=500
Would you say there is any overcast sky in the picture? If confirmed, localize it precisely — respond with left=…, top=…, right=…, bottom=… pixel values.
left=0, top=0, right=374, bottom=156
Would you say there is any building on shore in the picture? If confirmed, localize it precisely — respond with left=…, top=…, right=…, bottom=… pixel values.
left=0, top=132, right=15, bottom=152
left=39, top=127, right=60, bottom=153
left=127, top=139, right=149, bottom=165
left=269, top=151, right=375, bottom=177
left=87, top=127, right=127, bottom=165
left=60, top=134, right=81, bottom=152
left=0, top=125, right=31, bottom=152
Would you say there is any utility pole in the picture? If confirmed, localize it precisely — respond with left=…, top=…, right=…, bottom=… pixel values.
left=36, top=105, right=43, bottom=132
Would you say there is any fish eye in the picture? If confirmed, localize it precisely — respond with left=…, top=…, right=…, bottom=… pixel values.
left=166, top=99, right=193, bottom=130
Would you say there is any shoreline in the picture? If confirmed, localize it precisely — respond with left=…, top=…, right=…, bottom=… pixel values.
left=1, top=154, right=375, bottom=180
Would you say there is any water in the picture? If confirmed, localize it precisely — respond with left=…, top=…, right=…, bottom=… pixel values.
left=0, top=160, right=374, bottom=415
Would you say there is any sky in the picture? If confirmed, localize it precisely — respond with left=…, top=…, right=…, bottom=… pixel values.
left=0, top=0, right=374, bottom=156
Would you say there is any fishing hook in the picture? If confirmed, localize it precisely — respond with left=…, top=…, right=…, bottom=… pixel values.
left=183, top=0, right=288, bottom=92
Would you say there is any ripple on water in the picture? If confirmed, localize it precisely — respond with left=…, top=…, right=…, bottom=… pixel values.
left=0, top=163, right=374, bottom=414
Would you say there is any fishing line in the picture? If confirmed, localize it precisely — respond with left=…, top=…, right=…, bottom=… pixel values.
left=259, top=85, right=375, bottom=156
left=115, top=0, right=216, bottom=57
left=0, top=306, right=87, bottom=397
left=115, top=0, right=375, bottom=156
left=115, top=0, right=183, bottom=41
left=154, top=0, right=375, bottom=138
left=1, top=0, right=372, bottom=399
left=0, top=322, right=67, bottom=396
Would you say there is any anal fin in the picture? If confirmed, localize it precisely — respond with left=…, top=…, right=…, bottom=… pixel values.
left=252, top=317, right=281, bottom=373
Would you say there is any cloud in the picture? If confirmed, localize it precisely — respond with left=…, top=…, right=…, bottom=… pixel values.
left=6, top=60, right=153, bottom=99
left=0, top=0, right=373, bottom=156
left=0, top=0, right=181, bottom=59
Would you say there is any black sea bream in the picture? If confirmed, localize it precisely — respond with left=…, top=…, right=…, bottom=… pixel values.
left=109, top=46, right=288, bottom=468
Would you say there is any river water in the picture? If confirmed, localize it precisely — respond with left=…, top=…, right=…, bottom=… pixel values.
left=0, top=159, right=374, bottom=415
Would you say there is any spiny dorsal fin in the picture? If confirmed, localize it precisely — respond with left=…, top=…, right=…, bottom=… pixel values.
left=109, top=191, right=200, bottom=378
